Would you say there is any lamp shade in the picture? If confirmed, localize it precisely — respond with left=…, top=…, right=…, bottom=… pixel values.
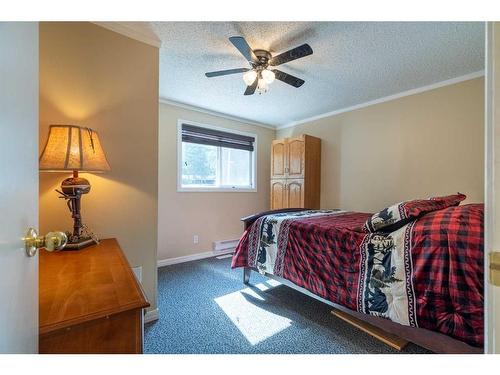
left=39, top=125, right=111, bottom=172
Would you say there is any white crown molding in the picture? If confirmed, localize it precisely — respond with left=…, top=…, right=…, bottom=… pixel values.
left=159, top=98, right=276, bottom=130
left=277, top=70, right=485, bottom=130
left=161, top=71, right=484, bottom=132
left=157, top=248, right=234, bottom=268
left=93, top=22, right=161, bottom=48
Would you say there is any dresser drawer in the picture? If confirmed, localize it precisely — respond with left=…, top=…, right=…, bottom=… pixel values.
left=40, top=309, right=144, bottom=354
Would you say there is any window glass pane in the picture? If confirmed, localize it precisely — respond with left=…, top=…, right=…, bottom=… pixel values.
left=221, top=147, right=251, bottom=187
left=181, top=142, right=217, bottom=187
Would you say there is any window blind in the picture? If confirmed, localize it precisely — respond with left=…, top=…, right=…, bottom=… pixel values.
left=181, top=124, right=255, bottom=152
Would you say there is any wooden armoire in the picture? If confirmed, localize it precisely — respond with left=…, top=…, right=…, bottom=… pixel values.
left=270, top=134, right=321, bottom=210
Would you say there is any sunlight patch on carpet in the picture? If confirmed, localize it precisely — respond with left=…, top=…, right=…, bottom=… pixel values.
left=214, top=282, right=291, bottom=345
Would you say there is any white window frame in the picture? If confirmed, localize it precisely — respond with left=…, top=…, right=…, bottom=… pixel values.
left=177, top=119, right=257, bottom=192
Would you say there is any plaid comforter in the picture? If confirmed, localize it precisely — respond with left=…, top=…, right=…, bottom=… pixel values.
left=232, top=204, right=484, bottom=347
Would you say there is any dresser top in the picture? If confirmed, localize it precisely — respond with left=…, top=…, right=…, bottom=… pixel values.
left=39, top=238, right=149, bottom=334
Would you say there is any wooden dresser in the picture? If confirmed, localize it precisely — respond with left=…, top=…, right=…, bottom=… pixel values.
left=39, top=238, right=150, bottom=354
left=270, top=134, right=321, bottom=209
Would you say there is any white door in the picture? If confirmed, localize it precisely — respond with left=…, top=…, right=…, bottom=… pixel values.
left=0, top=22, right=39, bottom=353
left=486, top=21, right=500, bottom=354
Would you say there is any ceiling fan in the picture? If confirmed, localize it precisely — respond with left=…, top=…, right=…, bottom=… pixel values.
left=205, top=36, right=313, bottom=96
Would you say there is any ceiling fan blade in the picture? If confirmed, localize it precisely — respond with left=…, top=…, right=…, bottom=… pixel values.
left=272, top=69, right=305, bottom=88
left=229, top=36, right=258, bottom=64
left=244, top=77, right=258, bottom=95
left=205, top=68, right=249, bottom=77
left=270, top=44, right=313, bottom=66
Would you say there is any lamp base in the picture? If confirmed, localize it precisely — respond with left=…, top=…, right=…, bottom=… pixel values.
left=61, top=176, right=91, bottom=195
left=64, top=235, right=98, bottom=250
left=56, top=170, right=98, bottom=251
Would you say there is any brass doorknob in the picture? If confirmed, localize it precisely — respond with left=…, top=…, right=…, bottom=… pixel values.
left=24, top=228, right=68, bottom=257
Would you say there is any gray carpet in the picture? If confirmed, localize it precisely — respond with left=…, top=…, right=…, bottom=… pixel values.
left=145, top=256, right=431, bottom=354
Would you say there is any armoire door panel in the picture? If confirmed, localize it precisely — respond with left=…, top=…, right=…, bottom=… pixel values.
left=287, top=137, right=305, bottom=178
left=271, top=140, right=286, bottom=178
left=286, top=179, right=304, bottom=208
left=271, top=179, right=286, bottom=210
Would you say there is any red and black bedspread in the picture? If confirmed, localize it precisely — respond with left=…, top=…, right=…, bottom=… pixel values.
left=231, top=204, right=484, bottom=347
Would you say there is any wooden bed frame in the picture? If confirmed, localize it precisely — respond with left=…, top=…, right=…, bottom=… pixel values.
left=240, top=208, right=483, bottom=354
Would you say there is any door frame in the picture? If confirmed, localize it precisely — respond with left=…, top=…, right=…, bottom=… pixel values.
left=485, top=21, right=495, bottom=354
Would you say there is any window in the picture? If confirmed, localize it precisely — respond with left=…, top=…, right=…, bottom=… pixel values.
left=178, top=121, right=256, bottom=191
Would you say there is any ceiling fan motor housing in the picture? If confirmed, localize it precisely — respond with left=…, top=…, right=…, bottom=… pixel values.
left=253, top=49, right=272, bottom=67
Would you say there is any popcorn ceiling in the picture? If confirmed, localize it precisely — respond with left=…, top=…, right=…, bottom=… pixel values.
left=151, top=22, right=484, bottom=128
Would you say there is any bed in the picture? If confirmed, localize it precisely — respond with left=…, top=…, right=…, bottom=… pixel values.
left=231, top=197, right=484, bottom=354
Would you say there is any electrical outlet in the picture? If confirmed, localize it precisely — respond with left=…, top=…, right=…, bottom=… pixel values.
left=193, top=235, right=199, bottom=244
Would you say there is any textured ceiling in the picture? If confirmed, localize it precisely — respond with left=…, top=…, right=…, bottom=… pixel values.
left=152, top=22, right=484, bottom=127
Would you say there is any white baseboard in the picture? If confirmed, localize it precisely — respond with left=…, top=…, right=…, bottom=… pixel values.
left=144, top=308, right=159, bottom=324
left=213, top=238, right=239, bottom=252
left=157, top=248, right=234, bottom=268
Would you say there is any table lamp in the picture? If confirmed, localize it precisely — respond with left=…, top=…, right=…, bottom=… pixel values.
left=39, top=125, right=111, bottom=250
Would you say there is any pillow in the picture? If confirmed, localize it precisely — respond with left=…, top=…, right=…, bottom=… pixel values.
left=363, top=193, right=466, bottom=233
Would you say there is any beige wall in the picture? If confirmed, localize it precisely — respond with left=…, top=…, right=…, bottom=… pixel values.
left=278, top=78, right=484, bottom=212
left=158, top=103, right=275, bottom=260
left=39, top=22, right=159, bottom=311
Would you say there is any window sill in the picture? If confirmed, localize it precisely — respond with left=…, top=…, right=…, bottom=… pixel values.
left=177, top=187, right=257, bottom=193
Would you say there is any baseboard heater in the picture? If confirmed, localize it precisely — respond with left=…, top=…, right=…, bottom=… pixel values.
left=213, top=239, right=239, bottom=253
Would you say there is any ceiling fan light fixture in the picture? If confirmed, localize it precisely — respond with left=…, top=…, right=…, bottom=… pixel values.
left=243, top=70, right=257, bottom=86
left=261, top=69, right=275, bottom=84
left=257, top=78, right=269, bottom=95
